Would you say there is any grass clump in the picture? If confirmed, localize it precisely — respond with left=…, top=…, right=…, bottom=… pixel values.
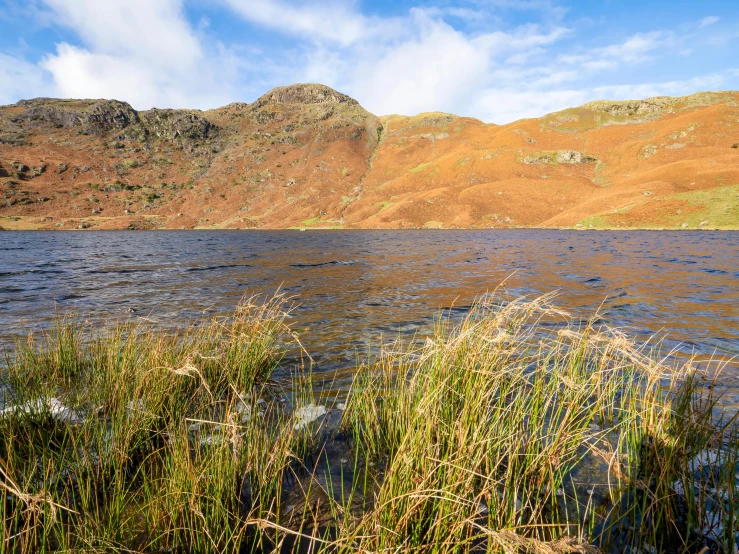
left=339, top=292, right=739, bottom=553
left=0, top=294, right=328, bottom=553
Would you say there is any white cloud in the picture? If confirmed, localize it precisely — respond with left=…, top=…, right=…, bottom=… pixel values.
left=476, top=88, right=587, bottom=122
left=42, top=0, right=201, bottom=69
left=594, top=31, right=666, bottom=63
left=342, top=11, right=490, bottom=116
left=36, top=0, right=239, bottom=109
left=41, top=43, right=233, bottom=109
left=699, top=16, right=720, bottom=29
left=0, top=53, right=52, bottom=105
left=218, top=0, right=398, bottom=46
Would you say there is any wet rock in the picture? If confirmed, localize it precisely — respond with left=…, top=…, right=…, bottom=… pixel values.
left=293, top=404, right=326, bottom=430
left=0, top=397, right=84, bottom=424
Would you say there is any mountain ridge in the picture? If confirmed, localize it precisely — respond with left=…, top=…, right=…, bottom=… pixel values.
left=1, top=83, right=738, bottom=230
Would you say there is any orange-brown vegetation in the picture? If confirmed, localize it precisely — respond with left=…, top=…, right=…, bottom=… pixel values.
left=1, top=84, right=738, bottom=230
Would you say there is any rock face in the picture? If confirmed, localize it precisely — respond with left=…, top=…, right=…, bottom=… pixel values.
left=584, top=97, right=676, bottom=117
left=139, top=109, right=217, bottom=142
left=555, top=150, right=598, bottom=164
left=1, top=85, right=738, bottom=230
left=10, top=98, right=219, bottom=144
left=15, top=99, right=139, bottom=135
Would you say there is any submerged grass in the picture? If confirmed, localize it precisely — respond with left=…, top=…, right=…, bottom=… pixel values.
left=0, top=291, right=737, bottom=553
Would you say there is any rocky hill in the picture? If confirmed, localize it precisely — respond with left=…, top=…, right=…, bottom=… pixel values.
left=1, top=84, right=738, bottom=230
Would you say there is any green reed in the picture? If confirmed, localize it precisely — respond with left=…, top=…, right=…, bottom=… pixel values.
left=0, top=291, right=737, bottom=553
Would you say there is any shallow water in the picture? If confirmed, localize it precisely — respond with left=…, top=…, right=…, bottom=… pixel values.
left=1, top=230, right=737, bottom=393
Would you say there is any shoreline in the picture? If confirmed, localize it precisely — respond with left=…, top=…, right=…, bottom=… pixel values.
left=2, top=217, right=739, bottom=232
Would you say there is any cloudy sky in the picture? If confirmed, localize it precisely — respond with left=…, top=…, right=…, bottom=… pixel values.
left=1, top=0, right=738, bottom=123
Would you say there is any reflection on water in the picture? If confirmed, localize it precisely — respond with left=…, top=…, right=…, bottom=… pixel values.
left=1, top=230, right=737, bottom=390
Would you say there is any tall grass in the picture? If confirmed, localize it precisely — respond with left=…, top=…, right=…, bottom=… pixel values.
left=0, top=294, right=325, bottom=553
left=339, top=293, right=739, bottom=553
left=0, top=291, right=736, bottom=553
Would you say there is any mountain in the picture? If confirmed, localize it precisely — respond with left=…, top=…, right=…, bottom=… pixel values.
left=1, top=84, right=738, bottom=230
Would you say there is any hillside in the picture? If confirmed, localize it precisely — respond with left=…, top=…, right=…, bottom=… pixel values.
left=1, top=84, right=738, bottom=230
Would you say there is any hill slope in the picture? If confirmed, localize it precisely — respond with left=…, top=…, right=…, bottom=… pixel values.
left=1, top=84, right=738, bottom=230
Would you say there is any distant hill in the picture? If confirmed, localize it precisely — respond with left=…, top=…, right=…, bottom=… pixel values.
left=1, top=84, right=738, bottom=230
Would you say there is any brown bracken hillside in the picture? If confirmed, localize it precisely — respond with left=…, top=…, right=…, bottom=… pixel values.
left=1, top=84, right=738, bottom=230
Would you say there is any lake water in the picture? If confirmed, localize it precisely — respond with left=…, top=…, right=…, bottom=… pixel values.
left=1, top=230, right=737, bottom=395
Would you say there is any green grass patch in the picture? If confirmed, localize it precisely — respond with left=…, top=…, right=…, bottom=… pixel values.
left=665, top=183, right=739, bottom=228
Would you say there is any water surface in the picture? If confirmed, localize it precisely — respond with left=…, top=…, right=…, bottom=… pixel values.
left=1, top=230, right=737, bottom=391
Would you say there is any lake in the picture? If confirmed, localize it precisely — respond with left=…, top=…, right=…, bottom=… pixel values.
left=1, top=230, right=737, bottom=395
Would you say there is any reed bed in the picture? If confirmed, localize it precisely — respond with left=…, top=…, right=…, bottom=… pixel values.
left=0, top=291, right=737, bottom=553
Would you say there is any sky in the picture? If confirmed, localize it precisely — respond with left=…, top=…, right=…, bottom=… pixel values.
left=0, top=0, right=738, bottom=123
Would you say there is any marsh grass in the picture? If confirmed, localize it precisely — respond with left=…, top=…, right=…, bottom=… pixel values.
left=0, top=294, right=328, bottom=553
left=339, top=292, right=739, bottom=553
left=0, top=291, right=737, bottom=553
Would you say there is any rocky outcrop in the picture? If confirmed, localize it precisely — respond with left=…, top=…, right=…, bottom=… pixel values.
left=521, top=150, right=598, bottom=164
left=4, top=98, right=220, bottom=147
left=14, top=98, right=139, bottom=135
left=555, top=150, right=598, bottom=164
left=139, top=109, right=218, bottom=142
left=584, top=97, right=676, bottom=117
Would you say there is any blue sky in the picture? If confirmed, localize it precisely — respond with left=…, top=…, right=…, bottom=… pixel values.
left=0, top=0, right=737, bottom=123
